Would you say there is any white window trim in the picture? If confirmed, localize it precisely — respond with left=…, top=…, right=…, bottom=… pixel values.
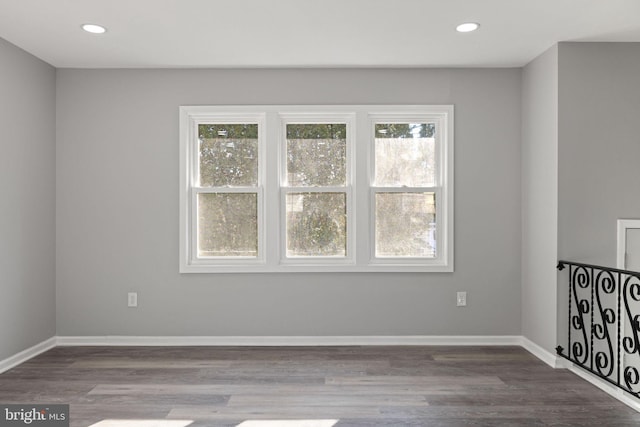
left=180, top=105, right=454, bottom=273
left=617, top=219, right=640, bottom=269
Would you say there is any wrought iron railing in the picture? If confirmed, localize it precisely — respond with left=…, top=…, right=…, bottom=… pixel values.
left=557, top=260, right=640, bottom=398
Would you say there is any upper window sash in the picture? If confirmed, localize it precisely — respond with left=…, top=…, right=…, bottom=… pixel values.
left=278, top=113, right=356, bottom=188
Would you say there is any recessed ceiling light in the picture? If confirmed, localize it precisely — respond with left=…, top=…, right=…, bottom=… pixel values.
left=456, top=22, right=480, bottom=33
left=82, top=24, right=107, bottom=34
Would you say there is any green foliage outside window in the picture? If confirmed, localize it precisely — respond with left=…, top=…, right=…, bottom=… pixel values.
left=375, top=123, right=435, bottom=138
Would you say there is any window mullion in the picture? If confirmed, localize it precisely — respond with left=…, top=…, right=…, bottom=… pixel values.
left=264, top=110, right=280, bottom=268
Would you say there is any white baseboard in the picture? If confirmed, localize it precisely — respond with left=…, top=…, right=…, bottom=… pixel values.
left=0, top=337, right=56, bottom=374
left=56, top=335, right=523, bottom=347
left=567, top=363, right=640, bottom=412
left=520, top=337, right=563, bottom=368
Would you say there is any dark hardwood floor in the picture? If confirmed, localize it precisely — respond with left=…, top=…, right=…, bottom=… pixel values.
left=1, top=345, right=639, bottom=426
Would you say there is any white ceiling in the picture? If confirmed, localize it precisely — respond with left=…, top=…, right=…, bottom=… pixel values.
left=1, top=0, right=639, bottom=68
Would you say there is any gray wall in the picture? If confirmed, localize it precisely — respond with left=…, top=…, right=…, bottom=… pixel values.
left=4, top=38, right=637, bottom=355
left=521, top=46, right=559, bottom=352
left=558, top=43, right=640, bottom=265
left=0, top=38, right=56, bottom=359
left=56, top=68, right=522, bottom=337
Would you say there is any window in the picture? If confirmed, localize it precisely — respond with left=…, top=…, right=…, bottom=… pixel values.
left=180, top=105, right=453, bottom=273
left=280, top=115, right=355, bottom=265
left=371, top=119, right=438, bottom=263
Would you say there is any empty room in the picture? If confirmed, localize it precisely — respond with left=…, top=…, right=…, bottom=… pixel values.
left=2, top=1, right=640, bottom=426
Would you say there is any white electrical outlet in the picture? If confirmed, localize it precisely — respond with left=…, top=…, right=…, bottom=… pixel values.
left=456, top=291, right=467, bottom=307
left=128, top=292, right=138, bottom=307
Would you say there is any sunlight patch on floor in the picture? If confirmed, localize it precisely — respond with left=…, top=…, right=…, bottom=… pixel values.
left=89, top=420, right=193, bottom=427
left=236, top=421, right=338, bottom=427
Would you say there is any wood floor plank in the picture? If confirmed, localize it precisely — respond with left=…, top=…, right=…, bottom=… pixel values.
left=70, top=359, right=234, bottom=369
left=325, top=375, right=505, bottom=386
left=167, top=405, right=385, bottom=420
left=88, top=383, right=474, bottom=396
left=226, top=394, right=429, bottom=407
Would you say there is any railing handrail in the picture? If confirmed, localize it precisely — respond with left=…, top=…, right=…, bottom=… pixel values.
left=557, top=260, right=640, bottom=277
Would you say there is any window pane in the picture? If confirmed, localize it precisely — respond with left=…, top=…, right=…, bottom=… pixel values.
left=199, top=124, right=258, bottom=187
left=286, top=192, right=346, bottom=257
left=198, top=193, right=257, bottom=257
left=374, top=123, right=435, bottom=187
left=286, top=123, right=346, bottom=187
left=375, top=192, right=436, bottom=258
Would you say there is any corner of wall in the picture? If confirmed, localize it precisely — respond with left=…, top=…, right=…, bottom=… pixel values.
left=0, top=36, right=57, bottom=361
left=520, top=43, right=559, bottom=354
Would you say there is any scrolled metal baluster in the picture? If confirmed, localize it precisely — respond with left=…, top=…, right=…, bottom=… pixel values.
left=622, top=279, right=640, bottom=354
left=622, top=275, right=640, bottom=395
left=571, top=266, right=591, bottom=365
left=624, top=366, right=640, bottom=397
left=593, top=270, right=617, bottom=378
